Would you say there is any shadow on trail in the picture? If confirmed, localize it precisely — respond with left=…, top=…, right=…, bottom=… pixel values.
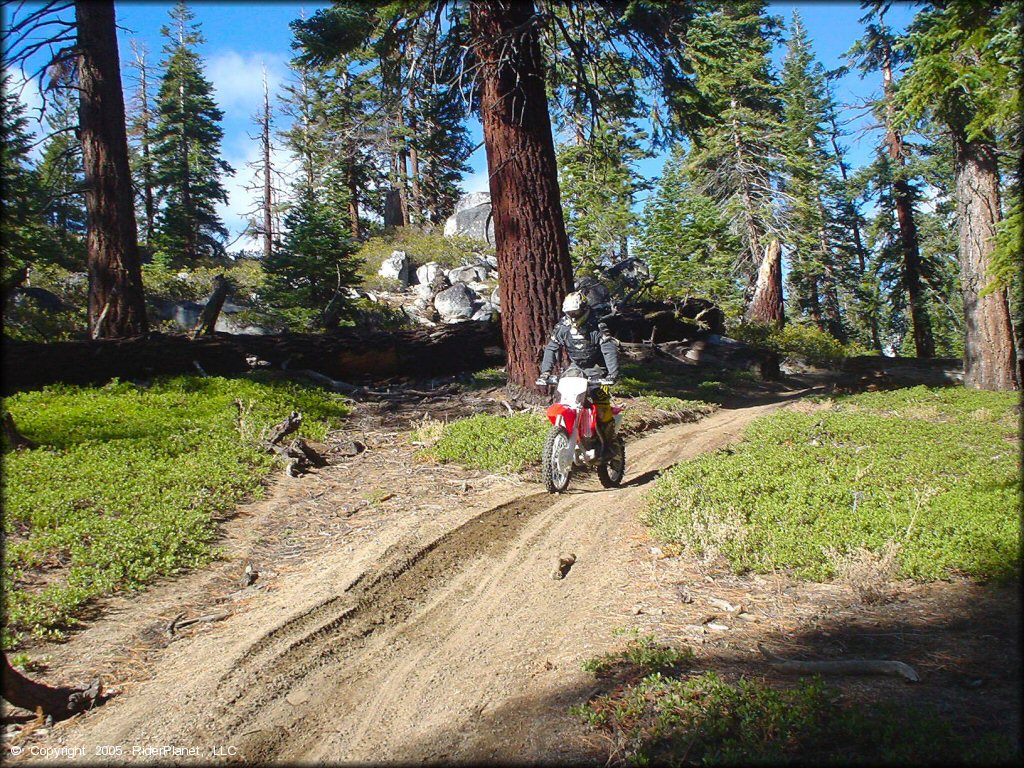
left=389, top=575, right=1020, bottom=766
left=621, top=469, right=661, bottom=488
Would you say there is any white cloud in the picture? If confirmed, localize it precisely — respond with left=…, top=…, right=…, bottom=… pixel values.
left=207, top=50, right=289, bottom=117
left=218, top=138, right=295, bottom=253
left=463, top=168, right=491, bottom=195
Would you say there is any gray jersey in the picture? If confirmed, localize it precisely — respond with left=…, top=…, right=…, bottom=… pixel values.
left=540, top=313, right=619, bottom=380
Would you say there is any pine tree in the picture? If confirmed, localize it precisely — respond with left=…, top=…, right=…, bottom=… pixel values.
left=126, top=38, right=157, bottom=247
left=1, top=73, right=51, bottom=300
left=293, top=0, right=699, bottom=392
left=75, top=0, right=148, bottom=338
left=778, top=9, right=849, bottom=341
left=262, top=185, right=360, bottom=331
left=848, top=2, right=934, bottom=357
left=244, top=65, right=284, bottom=261
left=822, top=71, right=882, bottom=351
left=557, top=121, right=650, bottom=271
left=680, top=1, right=784, bottom=292
left=897, top=0, right=1019, bottom=389
left=36, top=76, right=87, bottom=270
left=150, top=0, right=232, bottom=266
left=638, top=145, right=745, bottom=318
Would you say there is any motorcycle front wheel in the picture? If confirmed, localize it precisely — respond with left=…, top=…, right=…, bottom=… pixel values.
left=598, top=436, right=626, bottom=488
left=542, top=425, right=572, bottom=493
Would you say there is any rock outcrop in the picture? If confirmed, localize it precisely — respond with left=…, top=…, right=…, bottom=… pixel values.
left=443, top=191, right=495, bottom=244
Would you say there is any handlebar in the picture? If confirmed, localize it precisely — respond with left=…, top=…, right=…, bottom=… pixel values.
left=536, top=374, right=614, bottom=387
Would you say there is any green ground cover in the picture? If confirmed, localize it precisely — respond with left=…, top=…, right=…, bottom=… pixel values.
left=1, top=374, right=348, bottom=645
left=645, top=386, right=1020, bottom=582
left=419, top=412, right=549, bottom=473
left=417, top=394, right=712, bottom=473
left=573, top=634, right=1013, bottom=765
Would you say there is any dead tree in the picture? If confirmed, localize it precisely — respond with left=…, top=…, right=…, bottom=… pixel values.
left=191, top=274, right=229, bottom=337
left=745, top=239, right=785, bottom=327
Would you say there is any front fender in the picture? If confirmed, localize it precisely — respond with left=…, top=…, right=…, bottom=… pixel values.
left=546, top=403, right=576, bottom=435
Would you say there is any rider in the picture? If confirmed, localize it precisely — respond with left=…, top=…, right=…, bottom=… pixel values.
left=536, top=291, right=620, bottom=453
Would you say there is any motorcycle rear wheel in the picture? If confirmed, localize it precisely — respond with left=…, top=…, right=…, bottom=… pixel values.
left=598, top=436, right=626, bottom=488
left=542, top=425, right=572, bottom=493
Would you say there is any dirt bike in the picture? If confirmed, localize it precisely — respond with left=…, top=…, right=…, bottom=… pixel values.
left=540, top=367, right=625, bottom=493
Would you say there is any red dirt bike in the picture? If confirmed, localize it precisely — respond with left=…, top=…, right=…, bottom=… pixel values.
left=540, top=367, right=626, bottom=493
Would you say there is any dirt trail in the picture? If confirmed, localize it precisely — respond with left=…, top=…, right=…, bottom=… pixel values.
left=25, top=399, right=791, bottom=764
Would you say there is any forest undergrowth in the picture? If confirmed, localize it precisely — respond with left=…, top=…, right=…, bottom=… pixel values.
left=1, top=374, right=347, bottom=647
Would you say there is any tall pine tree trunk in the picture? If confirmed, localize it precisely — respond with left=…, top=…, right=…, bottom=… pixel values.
left=346, top=152, right=361, bottom=240
left=881, top=37, right=934, bottom=358
left=76, top=0, right=148, bottom=339
left=261, top=67, right=273, bottom=262
left=893, top=176, right=934, bottom=357
left=952, top=132, right=1017, bottom=390
left=470, top=0, right=573, bottom=394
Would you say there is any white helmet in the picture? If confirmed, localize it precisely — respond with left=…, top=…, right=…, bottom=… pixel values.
left=562, top=291, right=588, bottom=322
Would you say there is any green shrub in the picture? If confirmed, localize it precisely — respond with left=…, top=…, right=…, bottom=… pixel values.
left=1, top=374, right=348, bottom=644
left=420, top=412, right=548, bottom=473
left=731, top=321, right=873, bottom=367
left=644, top=386, right=1020, bottom=582
left=634, top=395, right=710, bottom=413
left=141, top=260, right=265, bottom=304
left=3, top=264, right=88, bottom=342
left=573, top=669, right=1005, bottom=765
left=580, top=631, right=693, bottom=676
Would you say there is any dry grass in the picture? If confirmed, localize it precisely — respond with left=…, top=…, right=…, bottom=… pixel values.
left=828, top=541, right=902, bottom=604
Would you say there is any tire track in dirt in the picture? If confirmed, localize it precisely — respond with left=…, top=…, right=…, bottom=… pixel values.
left=39, top=396, right=804, bottom=764
left=226, top=399, right=795, bottom=764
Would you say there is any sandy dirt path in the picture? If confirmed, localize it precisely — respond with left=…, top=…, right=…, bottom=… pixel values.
left=28, top=398, right=797, bottom=765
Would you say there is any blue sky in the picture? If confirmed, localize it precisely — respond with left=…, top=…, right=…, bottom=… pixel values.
left=9, top=1, right=918, bottom=252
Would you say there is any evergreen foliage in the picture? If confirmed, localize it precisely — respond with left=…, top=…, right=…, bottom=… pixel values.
left=35, top=80, right=86, bottom=270
left=778, top=10, right=849, bottom=340
left=675, top=1, right=784, bottom=284
left=557, top=121, right=650, bottom=271
left=638, top=145, right=745, bottom=317
left=150, top=0, right=233, bottom=266
left=1, top=73, right=52, bottom=287
left=262, top=186, right=360, bottom=331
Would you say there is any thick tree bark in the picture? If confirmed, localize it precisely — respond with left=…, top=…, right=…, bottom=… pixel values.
left=470, top=0, right=574, bottom=394
left=952, top=132, right=1018, bottom=390
left=745, top=239, right=784, bottom=327
left=76, top=0, right=148, bottom=339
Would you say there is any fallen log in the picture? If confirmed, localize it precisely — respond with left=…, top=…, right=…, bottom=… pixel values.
left=758, top=643, right=920, bottom=682
left=2, top=322, right=504, bottom=395
left=1, top=652, right=102, bottom=720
